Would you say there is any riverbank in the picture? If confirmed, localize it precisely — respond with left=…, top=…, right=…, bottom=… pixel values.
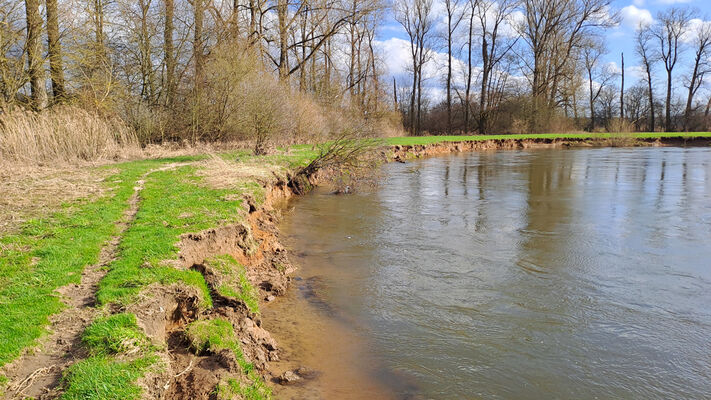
left=1, top=133, right=710, bottom=399
left=386, top=132, right=711, bottom=160
left=0, top=150, right=317, bottom=399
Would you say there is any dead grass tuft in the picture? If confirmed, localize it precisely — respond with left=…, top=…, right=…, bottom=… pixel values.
left=195, top=154, right=287, bottom=190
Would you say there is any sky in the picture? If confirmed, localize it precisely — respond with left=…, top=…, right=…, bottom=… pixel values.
left=373, top=0, right=711, bottom=103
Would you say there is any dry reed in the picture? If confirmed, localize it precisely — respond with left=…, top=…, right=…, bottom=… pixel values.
left=0, top=106, right=141, bottom=163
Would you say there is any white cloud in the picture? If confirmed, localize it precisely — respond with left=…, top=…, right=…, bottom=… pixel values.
left=619, top=5, right=654, bottom=30
left=376, top=37, right=413, bottom=77
left=656, top=0, right=692, bottom=4
left=633, top=0, right=645, bottom=6
left=626, top=65, right=647, bottom=80
left=681, top=19, right=711, bottom=44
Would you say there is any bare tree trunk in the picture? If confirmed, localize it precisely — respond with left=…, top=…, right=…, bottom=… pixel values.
left=665, top=69, right=672, bottom=131
left=139, top=0, right=155, bottom=101
left=46, top=0, right=65, bottom=102
left=684, top=63, right=699, bottom=132
left=277, top=0, right=288, bottom=81
left=646, top=67, right=654, bottom=132
left=479, top=36, right=488, bottom=134
left=588, top=69, right=595, bottom=130
left=164, top=0, right=175, bottom=106
left=94, top=0, right=105, bottom=61
left=410, top=60, right=416, bottom=135
left=393, top=77, right=398, bottom=109
left=25, top=0, right=47, bottom=110
left=445, top=3, right=453, bottom=134
left=194, top=0, right=204, bottom=87
left=464, top=4, right=473, bottom=134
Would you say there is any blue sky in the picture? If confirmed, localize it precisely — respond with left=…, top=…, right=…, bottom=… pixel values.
left=374, top=0, right=711, bottom=102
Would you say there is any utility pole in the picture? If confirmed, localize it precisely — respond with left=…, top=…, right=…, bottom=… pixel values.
left=620, top=52, right=625, bottom=120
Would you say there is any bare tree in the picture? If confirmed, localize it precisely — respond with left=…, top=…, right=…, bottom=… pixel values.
left=652, top=7, right=691, bottom=132
left=474, top=0, right=518, bottom=134
left=395, top=0, right=434, bottom=135
left=684, top=20, right=711, bottom=131
left=462, top=0, right=476, bottom=134
left=443, top=0, right=464, bottom=134
left=582, top=39, right=611, bottom=130
left=636, top=23, right=656, bottom=132
left=518, top=0, right=616, bottom=132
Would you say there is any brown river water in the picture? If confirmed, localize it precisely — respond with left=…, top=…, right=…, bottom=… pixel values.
left=262, top=147, right=711, bottom=399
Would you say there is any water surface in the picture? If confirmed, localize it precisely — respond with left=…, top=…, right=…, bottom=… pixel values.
left=265, top=147, right=711, bottom=399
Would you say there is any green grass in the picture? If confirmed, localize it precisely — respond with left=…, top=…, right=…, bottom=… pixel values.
left=96, top=165, right=249, bottom=307
left=208, top=255, right=260, bottom=314
left=215, top=377, right=271, bottom=400
left=0, top=159, right=166, bottom=367
left=60, top=354, right=158, bottom=400
left=81, top=313, right=151, bottom=356
left=384, top=132, right=711, bottom=146
left=61, top=312, right=157, bottom=400
left=186, top=318, right=271, bottom=400
left=0, top=374, right=8, bottom=396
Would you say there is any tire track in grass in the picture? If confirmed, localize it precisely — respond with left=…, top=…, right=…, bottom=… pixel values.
left=2, top=163, right=189, bottom=399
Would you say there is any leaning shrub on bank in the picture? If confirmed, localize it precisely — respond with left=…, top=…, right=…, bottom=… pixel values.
left=0, top=106, right=140, bottom=163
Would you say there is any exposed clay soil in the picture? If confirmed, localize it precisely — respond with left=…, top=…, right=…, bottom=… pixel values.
left=129, top=177, right=303, bottom=400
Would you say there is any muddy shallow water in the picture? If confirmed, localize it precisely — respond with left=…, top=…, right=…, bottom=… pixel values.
left=263, top=147, right=711, bottom=399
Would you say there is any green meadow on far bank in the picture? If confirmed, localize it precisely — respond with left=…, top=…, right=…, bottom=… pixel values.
left=384, top=132, right=711, bottom=146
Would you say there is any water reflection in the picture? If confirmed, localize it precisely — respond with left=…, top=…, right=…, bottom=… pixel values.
left=274, top=147, right=711, bottom=399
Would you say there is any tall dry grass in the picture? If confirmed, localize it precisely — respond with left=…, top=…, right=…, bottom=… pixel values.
left=0, top=106, right=141, bottom=163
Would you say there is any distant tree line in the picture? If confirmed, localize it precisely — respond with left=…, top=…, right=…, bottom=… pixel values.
left=393, top=0, right=711, bottom=135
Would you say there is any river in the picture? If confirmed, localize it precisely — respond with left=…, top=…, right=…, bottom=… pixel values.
left=262, top=147, right=711, bottom=399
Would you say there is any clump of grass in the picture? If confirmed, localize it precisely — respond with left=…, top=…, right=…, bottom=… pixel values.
left=60, top=355, right=157, bottom=400
left=61, top=312, right=157, bottom=400
left=0, top=374, right=8, bottom=396
left=215, top=377, right=271, bottom=400
left=0, top=106, right=141, bottom=163
left=82, top=313, right=150, bottom=356
left=97, top=166, right=248, bottom=307
left=186, top=318, right=271, bottom=400
left=185, top=318, right=244, bottom=359
left=208, top=255, right=260, bottom=314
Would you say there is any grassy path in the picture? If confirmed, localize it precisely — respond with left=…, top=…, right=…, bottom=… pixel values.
left=1, top=163, right=190, bottom=398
